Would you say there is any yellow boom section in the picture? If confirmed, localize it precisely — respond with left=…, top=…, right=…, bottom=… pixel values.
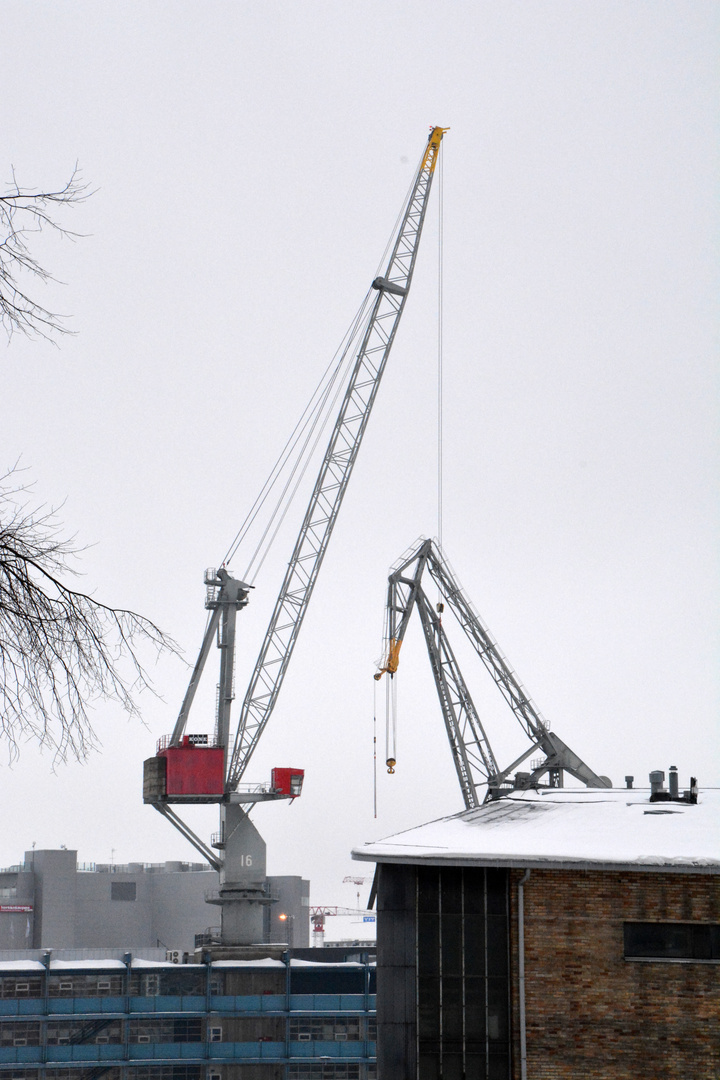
left=374, top=638, right=402, bottom=680
left=422, top=127, right=450, bottom=174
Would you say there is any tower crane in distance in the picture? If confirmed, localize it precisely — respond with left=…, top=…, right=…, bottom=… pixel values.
left=309, top=906, right=376, bottom=948
left=143, top=128, right=448, bottom=948
left=375, top=538, right=611, bottom=808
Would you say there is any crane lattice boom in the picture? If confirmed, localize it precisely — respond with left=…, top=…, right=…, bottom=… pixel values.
left=225, top=127, right=448, bottom=790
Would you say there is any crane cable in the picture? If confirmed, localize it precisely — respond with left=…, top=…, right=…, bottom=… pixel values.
left=221, top=156, right=425, bottom=583
left=372, top=678, right=377, bottom=818
left=242, top=293, right=372, bottom=583
left=437, top=145, right=445, bottom=601
left=221, top=288, right=374, bottom=576
left=383, top=138, right=446, bottom=778
left=385, top=672, right=397, bottom=774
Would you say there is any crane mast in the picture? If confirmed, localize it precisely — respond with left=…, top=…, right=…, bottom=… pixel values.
left=144, top=129, right=448, bottom=947
left=376, top=538, right=611, bottom=804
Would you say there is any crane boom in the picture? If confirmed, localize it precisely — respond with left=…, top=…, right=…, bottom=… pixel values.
left=376, top=538, right=611, bottom=799
left=225, top=127, right=448, bottom=790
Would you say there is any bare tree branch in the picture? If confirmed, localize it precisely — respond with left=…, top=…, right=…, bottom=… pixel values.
left=0, top=468, right=178, bottom=763
left=0, top=165, right=91, bottom=342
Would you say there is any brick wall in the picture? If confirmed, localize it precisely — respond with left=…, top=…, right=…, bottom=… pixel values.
left=508, top=868, right=720, bottom=1079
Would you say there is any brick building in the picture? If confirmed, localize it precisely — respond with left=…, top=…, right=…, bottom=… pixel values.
left=352, top=782, right=719, bottom=1079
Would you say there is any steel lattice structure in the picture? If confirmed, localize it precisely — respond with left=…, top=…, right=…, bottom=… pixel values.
left=225, top=128, right=447, bottom=790
left=376, top=538, right=610, bottom=805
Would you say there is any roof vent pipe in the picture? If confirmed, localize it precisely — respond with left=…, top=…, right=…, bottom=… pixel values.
left=669, top=766, right=679, bottom=799
left=649, top=770, right=665, bottom=796
left=625, top=776, right=634, bottom=789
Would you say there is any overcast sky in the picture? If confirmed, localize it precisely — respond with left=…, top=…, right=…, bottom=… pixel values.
left=1, top=1, right=717, bottom=938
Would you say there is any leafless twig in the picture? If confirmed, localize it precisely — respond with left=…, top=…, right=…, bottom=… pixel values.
left=0, top=467, right=178, bottom=762
left=0, top=165, right=91, bottom=342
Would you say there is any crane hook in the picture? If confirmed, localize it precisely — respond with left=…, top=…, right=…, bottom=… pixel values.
left=386, top=758, right=396, bottom=774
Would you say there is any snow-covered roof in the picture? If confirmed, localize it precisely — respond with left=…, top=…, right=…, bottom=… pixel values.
left=211, top=958, right=286, bottom=968
left=50, top=959, right=127, bottom=970
left=290, top=959, right=364, bottom=968
left=0, top=955, right=371, bottom=972
left=352, top=788, right=720, bottom=873
left=130, top=958, right=203, bottom=969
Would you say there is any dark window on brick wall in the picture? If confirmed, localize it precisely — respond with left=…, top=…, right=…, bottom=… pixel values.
left=111, top=881, right=137, bottom=902
left=624, top=922, right=720, bottom=960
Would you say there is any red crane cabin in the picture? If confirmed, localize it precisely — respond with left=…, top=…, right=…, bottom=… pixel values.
left=159, top=735, right=225, bottom=798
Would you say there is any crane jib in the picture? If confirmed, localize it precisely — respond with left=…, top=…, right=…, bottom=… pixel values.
left=224, top=127, right=448, bottom=791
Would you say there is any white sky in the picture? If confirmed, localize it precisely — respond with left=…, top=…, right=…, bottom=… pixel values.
left=1, top=2, right=717, bottom=939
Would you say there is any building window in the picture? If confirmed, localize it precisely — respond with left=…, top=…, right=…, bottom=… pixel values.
left=47, top=1020, right=122, bottom=1045
left=129, top=1019, right=202, bottom=1044
left=128, top=970, right=204, bottom=997
left=0, top=1023, right=41, bottom=1047
left=126, top=1069, right=202, bottom=1080
left=0, top=979, right=42, bottom=999
left=288, top=1067, right=364, bottom=1079
left=111, top=881, right=137, bottom=901
left=289, top=1016, right=363, bottom=1041
left=417, top=866, right=510, bottom=1077
left=48, top=973, right=123, bottom=997
left=378, top=864, right=510, bottom=1079
left=624, top=922, right=720, bottom=961
left=45, top=1072, right=122, bottom=1080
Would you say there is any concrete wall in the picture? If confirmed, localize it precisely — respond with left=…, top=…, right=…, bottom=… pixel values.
left=75, top=872, right=156, bottom=949
left=508, top=868, right=720, bottom=1080
left=0, top=869, right=35, bottom=950
left=148, top=870, right=220, bottom=950
left=264, top=875, right=310, bottom=948
left=25, top=849, right=77, bottom=949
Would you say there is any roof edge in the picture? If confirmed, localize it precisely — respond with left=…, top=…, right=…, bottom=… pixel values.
left=351, top=851, right=720, bottom=874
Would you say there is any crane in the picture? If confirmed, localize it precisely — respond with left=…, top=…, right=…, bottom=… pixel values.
left=309, top=906, right=376, bottom=948
left=143, top=128, right=448, bottom=947
left=343, top=874, right=373, bottom=909
left=375, top=537, right=611, bottom=808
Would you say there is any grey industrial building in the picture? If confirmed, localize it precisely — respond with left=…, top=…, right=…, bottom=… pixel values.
left=0, top=852, right=376, bottom=1078
left=0, top=851, right=309, bottom=953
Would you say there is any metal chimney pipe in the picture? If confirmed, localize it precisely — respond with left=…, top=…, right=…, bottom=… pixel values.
left=649, top=771, right=665, bottom=796
left=625, top=776, right=634, bottom=789
left=669, top=766, right=679, bottom=799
